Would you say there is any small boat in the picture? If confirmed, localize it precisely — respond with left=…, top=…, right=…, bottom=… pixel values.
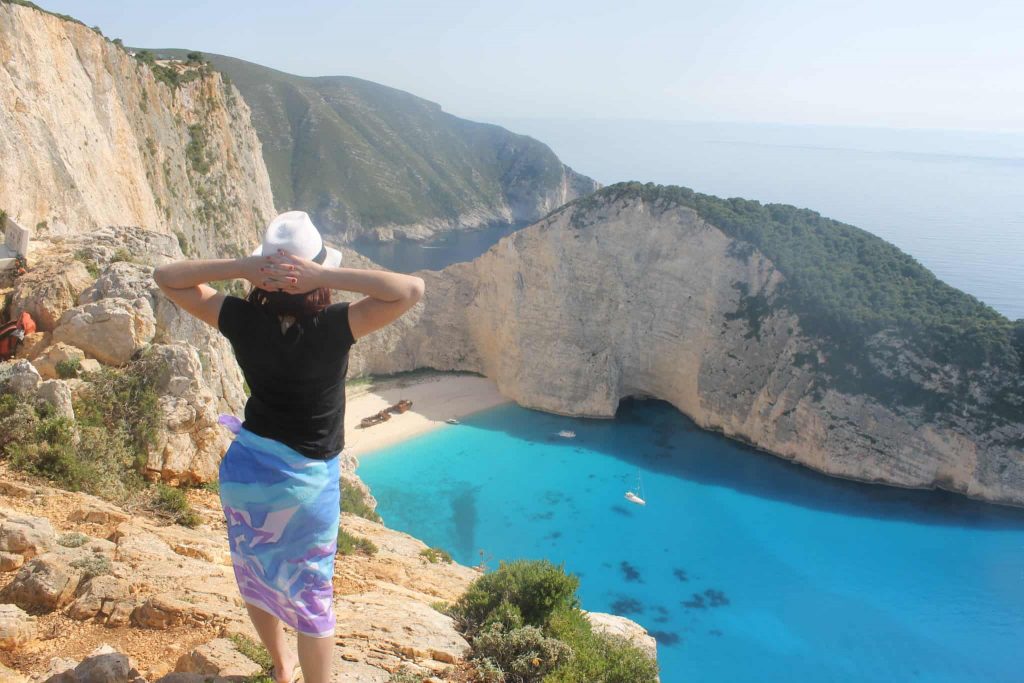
left=445, top=418, right=460, bottom=425
left=557, top=430, right=576, bottom=438
left=624, top=470, right=646, bottom=506
left=390, top=399, right=413, bottom=414
left=359, top=410, right=392, bottom=428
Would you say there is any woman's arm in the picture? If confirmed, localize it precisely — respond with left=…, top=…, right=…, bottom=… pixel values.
left=262, top=251, right=425, bottom=340
left=153, top=256, right=266, bottom=328
left=319, top=266, right=425, bottom=340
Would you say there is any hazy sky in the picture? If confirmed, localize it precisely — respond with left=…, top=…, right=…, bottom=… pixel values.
left=40, top=0, right=1024, bottom=131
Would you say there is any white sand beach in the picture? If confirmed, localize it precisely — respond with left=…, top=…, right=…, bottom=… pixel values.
left=343, top=372, right=511, bottom=457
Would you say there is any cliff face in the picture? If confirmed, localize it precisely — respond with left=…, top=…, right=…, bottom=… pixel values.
left=154, top=51, right=598, bottom=243
left=0, top=3, right=275, bottom=257
left=350, top=189, right=1024, bottom=506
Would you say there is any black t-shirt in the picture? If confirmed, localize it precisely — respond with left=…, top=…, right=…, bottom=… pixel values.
left=217, top=296, right=356, bottom=459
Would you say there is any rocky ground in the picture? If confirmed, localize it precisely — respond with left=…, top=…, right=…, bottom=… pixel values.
left=0, top=463, right=479, bottom=682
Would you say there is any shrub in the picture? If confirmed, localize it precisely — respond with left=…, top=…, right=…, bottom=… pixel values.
left=186, top=124, right=211, bottom=174
left=544, top=607, right=659, bottom=683
left=420, top=547, right=452, bottom=564
left=55, top=357, right=80, bottom=379
left=74, top=355, right=165, bottom=468
left=111, top=248, right=132, bottom=263
left=57, top=532, right=89, bottom=548
left=228, top=633, right=273, bottom=677
left=470, top=623, right=571, bottom=682
left=337, top=528, right=377, bottom=557
left=341, top=480, right=381, bottom=522
left=9, top=419, right=142, bottom=501
left=472, top=658, right=505, bottom=682
left=0, top=394, right=38, bottom=455
left=70, top=554, right=112, bottom=581
left=388, top=668, right=427, bottom=683
left=152, top=484, right=200, bottom=527
left=73, top=249, right=100, bottom=278
left=451, top=560, right=579, bottom=636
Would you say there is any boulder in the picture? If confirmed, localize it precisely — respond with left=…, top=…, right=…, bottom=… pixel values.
left=69, top=501, right=131, bottom=528
left=62, top=226, right=182, bottom=269
left=79, top=358, right=102, bottom=374
left=0, top=554, right=81, bottom=613
left=52, top=298, right=156, bottom=366
left=0, top=482, right=33, bottom=499
left=77, top=260, right=246, bottom=416
left=143, top=344, right=229, bottom=484
left=0, top=510, right=56, bottom=560
left=47, top=644, right=143, bottom=683
left=36, top=379, right=74, bottom=420
left=78, top=262, right=158, bottom=306
left=0, top=603, right=36, bottom=651
left=66, top=575, right=131, bottom=622
left=131, top=594, right=197, bottom=630
left=585, top=611, right=658, bottom=661
left=31, top=343, right=86, bottom=380
left=36, top=656, right=77, bottom=683
left=10, top=260, right=93, bottom=332
left=0, top=552, right=24, bottom=572
left=13, top=331, right=50, bottom=361
left=0, top=360, right=40, bottom=397
left=173, top=638, right=262, bottom=677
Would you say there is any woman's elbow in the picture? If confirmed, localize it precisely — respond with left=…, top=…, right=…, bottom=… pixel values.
left=408, top=276, right=425, bottom=303
left=152, top=264, right=169, bottom=289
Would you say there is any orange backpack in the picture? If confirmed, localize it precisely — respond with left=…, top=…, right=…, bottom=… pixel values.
left=0, top=311, right=36, bottom=361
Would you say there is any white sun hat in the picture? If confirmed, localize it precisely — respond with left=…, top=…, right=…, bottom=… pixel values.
left=251, top=210, right=342, bottom=268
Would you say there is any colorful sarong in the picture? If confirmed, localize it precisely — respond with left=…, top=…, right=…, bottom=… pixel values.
left=218, top=426, right=341, bottom=638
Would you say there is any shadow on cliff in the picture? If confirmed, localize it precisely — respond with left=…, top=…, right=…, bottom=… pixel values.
left=458, top=397, right=1024, bottom=531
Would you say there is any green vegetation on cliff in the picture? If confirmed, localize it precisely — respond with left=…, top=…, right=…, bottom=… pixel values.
left=448, top=559, right=659, bottom=682
left=570, top=183, right=1023, bottom=420
left=152, top=50, right=597, bottom=238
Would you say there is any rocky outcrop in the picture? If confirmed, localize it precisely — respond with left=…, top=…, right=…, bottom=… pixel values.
left=0, top=3, right=275, bottom=257
left=143, top=343, right=229, bottom=484
left=53, top=298, right=156, bottom=366
left=7, top=261, right=93, bottom=332
left=349, top=191, right=1024, bottom=506
left=0, top=604, right=35, bottom=651
left=173, top=638, right=261, bottom=677
left=5, top=226, right=249, bottom=481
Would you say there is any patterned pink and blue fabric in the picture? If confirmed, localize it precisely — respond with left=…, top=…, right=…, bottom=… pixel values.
left=219, top=426, right=340, bottom=638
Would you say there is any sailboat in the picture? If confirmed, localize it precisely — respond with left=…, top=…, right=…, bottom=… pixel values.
left=624, top=470, right=646, bottom=506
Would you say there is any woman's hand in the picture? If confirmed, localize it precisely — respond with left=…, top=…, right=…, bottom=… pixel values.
left=258, top=250, right=325, bottom=293
left=237, top=255, right=273, bottom=290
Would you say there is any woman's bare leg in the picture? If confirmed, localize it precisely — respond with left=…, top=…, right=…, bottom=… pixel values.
left=244, top=603, right=300, bottom=682
left=297, top=632, right=334, bottom=683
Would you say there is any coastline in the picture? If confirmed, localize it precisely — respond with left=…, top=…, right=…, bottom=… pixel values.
left=343, top=371, right=511, bottom=457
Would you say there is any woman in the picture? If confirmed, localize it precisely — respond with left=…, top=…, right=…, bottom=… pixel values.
left=154, top=211, right=424, bottom=683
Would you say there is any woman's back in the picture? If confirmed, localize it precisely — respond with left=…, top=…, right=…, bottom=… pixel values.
left=218, top=296, right=357, bottom=459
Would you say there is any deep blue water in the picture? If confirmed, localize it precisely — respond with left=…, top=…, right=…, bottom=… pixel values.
left=357, top=400, right=1024, bottom=683
left=352, top=221, right=527, bottom=273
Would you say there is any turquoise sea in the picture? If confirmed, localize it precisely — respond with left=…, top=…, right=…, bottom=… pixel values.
left=357, top=400, right=1024, bottom=683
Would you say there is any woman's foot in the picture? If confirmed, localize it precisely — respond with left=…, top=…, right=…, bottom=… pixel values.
left=272, top=654, right=301, bottom=683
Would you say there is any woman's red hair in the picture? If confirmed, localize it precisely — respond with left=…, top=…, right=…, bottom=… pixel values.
left=246, top=287, right=331, bottom=317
